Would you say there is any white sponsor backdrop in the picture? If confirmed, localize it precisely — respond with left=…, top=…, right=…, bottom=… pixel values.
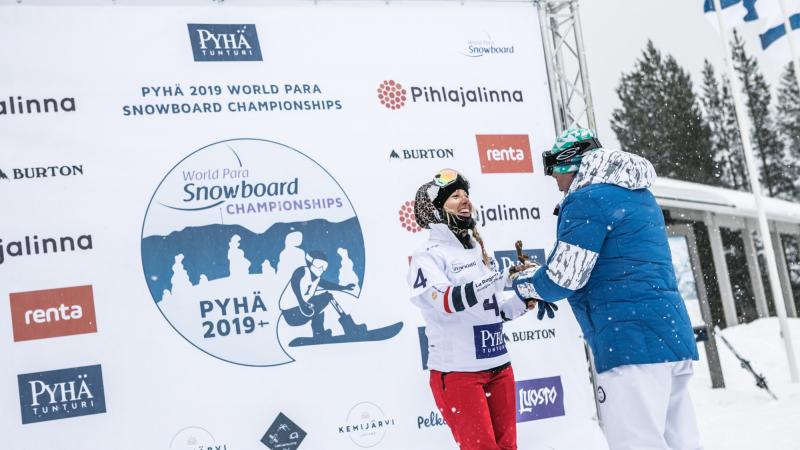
left=0, top=3, right=607, bottom=450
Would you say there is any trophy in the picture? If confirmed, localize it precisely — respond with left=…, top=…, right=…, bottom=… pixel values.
left=511, top=240, right=538, bottom=310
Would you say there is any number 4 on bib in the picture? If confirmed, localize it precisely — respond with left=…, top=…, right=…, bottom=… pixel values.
left=414, top=269, right=428, bottom=289
left=483, top=295, right=499, bottom=316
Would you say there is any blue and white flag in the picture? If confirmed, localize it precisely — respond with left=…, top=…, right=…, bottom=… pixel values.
left=758, top=1, right=800, bottom=47
left=753, top=0, right=800, bottom=65
left=703, top=0, right=760, bottom=31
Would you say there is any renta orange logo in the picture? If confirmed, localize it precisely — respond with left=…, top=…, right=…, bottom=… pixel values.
left=476, top=134, right=533, bottom=174
left=10, top=285, right=97, bottom=342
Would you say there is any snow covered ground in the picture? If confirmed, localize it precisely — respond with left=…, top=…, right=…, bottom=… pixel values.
left=690, top=318, right=800, bottom=450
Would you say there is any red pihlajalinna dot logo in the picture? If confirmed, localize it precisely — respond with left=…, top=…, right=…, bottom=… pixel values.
left=378, top=80, right=407, bottom=110
left=399, top=200, right=422, bottom=233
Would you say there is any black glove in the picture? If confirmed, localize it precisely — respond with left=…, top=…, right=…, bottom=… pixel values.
left=536, top=301, right=558, bottom=320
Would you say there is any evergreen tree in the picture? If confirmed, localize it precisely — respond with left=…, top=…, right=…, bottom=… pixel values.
left=700, top=60, right=749, bottom=190
left=611, top=40, right=717, bottom=185
left=775, top=62, right=800, bottom=196
left=731, top=29, right=796, bottom=200
left=701, top=61, right=730, bottom=186
left=720, top=73, right=750, bottom=190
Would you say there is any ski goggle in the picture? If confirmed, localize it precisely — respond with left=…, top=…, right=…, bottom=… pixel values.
left=433, top=168, right=460, bottom=187
left=542, top=137, right=602, bottom=176
left=305, top=254, right=328, bottom=269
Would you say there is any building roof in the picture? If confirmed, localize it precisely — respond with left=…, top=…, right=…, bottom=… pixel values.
left=653, top=177, right=800, bottom=225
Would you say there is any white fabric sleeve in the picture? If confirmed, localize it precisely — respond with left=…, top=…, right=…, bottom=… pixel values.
left=408, top=251, right=505, bottom=314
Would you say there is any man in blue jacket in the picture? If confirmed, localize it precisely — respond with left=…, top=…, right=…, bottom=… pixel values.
left=513, top=128, right=702, bottom=450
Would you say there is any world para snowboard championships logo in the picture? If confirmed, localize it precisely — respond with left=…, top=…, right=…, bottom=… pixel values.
left=141, top=138, right=402, bottom=366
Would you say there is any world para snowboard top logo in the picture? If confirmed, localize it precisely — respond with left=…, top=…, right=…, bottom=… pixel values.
left=141, top=138, right=402, bottom=367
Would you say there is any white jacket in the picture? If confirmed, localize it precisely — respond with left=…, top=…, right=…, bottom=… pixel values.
left=408, top=224, right=528, bottom=372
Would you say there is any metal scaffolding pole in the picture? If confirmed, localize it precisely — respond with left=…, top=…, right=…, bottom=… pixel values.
left=536, top=0, right=596, bottom=135
left=536, top=0, right=604, bottom=423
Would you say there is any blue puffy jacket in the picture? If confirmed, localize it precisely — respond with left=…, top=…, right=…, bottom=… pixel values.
left=529, top=148, right=698, bottom=373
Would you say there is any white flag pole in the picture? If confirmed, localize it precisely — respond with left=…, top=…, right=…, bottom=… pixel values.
left=712, top=0, right=799, bottom=383
left=777, top=0, right=800, bottom=93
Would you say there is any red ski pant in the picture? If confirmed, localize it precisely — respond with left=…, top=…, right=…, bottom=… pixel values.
left=429, top=364, right=517, bottom=450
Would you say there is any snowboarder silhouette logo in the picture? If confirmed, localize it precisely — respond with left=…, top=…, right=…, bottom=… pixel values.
left=144, top=139, right=403, bottom=367
left=280, top=250, right=402, bottom=347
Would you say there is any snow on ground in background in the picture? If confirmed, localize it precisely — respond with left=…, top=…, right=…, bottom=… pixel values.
left=691, top=318, right=800, bottom=450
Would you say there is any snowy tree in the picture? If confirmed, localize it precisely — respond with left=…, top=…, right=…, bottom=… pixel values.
left=731, top=30, right=797, bottom=200
left=170, top=254, right=192, bottom=294
left=337, top=248, right=360, bottom=295
left=262, top=259, right=276, bottom=276
left=720, top=72, right=750, bottom=190
left=700, top=60, right=749, bottom=190
left=775, top=63, right=800, bottom=197
left=227, top=234, right=250, bottom=278
left=611, top=40, right=717, bottom=185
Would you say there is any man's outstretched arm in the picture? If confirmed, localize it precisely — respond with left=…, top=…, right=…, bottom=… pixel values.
left=514, top=194, right=609, bottom=302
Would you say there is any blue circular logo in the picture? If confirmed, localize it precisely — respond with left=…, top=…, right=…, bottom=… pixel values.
left=141, top=138, right=403, bottom=367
